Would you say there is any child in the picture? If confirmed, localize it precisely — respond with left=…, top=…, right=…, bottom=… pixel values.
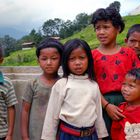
left=111, top=68, right=140, bottom=140
left=21, top=38, right=63, bottom=140
left=125, top=24, right=140, bottom=59
left=0, top=45, right=18, bottom=140
left=91, top=4, right=140, bottom=139
left=41, top=39, right=108, bottom=140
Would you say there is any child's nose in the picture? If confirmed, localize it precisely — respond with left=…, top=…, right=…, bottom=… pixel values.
left=75, top=59, right=81, bottom=65
left=46, top=59, right=51, bottom=64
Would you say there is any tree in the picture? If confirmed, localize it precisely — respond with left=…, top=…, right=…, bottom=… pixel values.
left=59, top=20, right=74, bottom=38
left=2, top=35, right=17, bottom=56
left=42, top=18, right=64, bottom=37
left=74, top=13, right=90, bottom=30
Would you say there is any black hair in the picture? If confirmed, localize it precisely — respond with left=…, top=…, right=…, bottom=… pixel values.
left=62, top=38, right=95, bottom=80
left=127, top=68, right=140, bottom=81
left=91, top=4, right=125, bottom=33
left=36, top=38, right=63, bottom=59
left=126, top=24, right=140, bottom=39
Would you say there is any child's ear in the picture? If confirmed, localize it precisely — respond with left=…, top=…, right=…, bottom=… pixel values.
left=124, top=38, right=128, bottom=44
left=118, top=27, right=121, bottom=34
left=37, top=58, right=39, bottom=64
left=0, top=58, right=4, bottom=64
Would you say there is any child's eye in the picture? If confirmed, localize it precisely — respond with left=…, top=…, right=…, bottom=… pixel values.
left=130, top=39, right=136, bottom=43
left=69, top=57, right=74, bottom=60
left=80, top=56, right=86, bottom=60
left=95, top=27, right=100, bottom=31
left=40, top=57, right=47, bottom=61
left=129, top=84, right=135, bottom=88
left=51, top=57, right=58, bottom=60
left=104, top=26, right=110, bottom=29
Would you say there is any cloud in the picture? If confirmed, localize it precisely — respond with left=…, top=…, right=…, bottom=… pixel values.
left=0, top=0, right=139, bottom=32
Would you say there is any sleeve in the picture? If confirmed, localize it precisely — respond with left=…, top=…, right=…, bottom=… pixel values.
left=94, top=85, right=108, bottom=138
left=4, top=79, right=18, bottom=107
left=41, top=80, right=65, bottom=140
left=22, top=79, right=34, bottom=103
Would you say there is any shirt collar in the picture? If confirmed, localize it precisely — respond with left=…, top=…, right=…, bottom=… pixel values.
left=68, top=73, right=89, bottom=80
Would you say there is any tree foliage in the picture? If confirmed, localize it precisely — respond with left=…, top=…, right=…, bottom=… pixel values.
left=0, top=35, right=18, bottom=56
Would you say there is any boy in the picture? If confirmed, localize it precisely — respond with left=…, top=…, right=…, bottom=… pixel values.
left=111, top=68, right=140, bottom=140
left=21, top=38, right=63, bottom=140
left=125, top=24, right=140, bottom=59
left=0, top=45, right=18, bottom=140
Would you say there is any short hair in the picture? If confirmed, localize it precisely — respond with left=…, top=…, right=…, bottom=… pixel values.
left=62, top=38, right=95, bottom=80
left=126, top=24, right=140, bottom=39
left=36, top=38, right=63, bottom=59
left=91, top=5, right=125, bottom=33
left=127, top=68, right=140, bottom=81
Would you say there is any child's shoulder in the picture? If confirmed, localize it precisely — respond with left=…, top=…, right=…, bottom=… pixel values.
left=54, top=77, right=67, bottom=86
left=2, top=76, right=13, bottom=87
left=120, top=46, right=135, bottom=53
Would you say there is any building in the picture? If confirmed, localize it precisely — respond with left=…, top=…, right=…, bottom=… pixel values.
left=21, top=42, right=35, bottom=50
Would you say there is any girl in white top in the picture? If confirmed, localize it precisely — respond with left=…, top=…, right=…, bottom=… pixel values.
left=41, top=39, right=108, bottom=140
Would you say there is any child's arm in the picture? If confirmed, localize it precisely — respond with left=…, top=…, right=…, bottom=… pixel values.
left=95, top=86, right=108, bottom=138
left=6, top=106, right=16, bottom=140
left=21, top=101, right=31, bottom=140
left=101, top=95, right=125, bottom=120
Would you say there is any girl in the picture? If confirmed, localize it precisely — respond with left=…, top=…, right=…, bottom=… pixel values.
left=41, top=39, right=108, bottom=140
left=91, top=3, right=140, bottom=139
left=21, top=38, right=63, bottom=140
left=111, top=68, right=140, bottom=140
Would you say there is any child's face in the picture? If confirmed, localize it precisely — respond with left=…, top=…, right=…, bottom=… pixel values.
left=94, top=20, right=119, bottom=46
left=121, top=74, right=140, bottom=105
left=38, top=47, right=61, bottom=75
left=125, top=31, right=140, bottom=56
left=68, top=47, right=88, bottom=75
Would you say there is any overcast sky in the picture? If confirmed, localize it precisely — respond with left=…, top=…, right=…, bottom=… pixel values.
left=0, top=0, right=139, bottom=33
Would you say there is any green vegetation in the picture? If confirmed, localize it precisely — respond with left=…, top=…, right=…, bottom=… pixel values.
left=62, top=14, right=140, bottom=49
left=2, top=14, right=140, bottom=66
left=3, top=48, right=37, bottom=66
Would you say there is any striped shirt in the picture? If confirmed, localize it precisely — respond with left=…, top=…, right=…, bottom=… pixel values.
left=0, top=72, right=18, bottom=138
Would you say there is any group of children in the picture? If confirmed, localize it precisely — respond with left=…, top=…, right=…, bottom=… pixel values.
left=0, top=3, right=140, bottom=140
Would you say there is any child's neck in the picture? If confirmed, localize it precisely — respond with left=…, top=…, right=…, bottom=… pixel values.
left=127, top=102, right=140, bottom=107
left=40, top=73, right=59, bottom=86
left=98, top=43, right=120, bottom=55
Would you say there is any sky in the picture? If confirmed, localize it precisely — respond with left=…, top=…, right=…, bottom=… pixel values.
left=0, top=0, right=139, bottom=34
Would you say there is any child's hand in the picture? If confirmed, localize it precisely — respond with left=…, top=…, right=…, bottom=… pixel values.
left=106, top=103, right=126, bottom=120
left=5, top=135, right=12, bottom=140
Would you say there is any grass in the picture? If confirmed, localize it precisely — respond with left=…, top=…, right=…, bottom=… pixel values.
left=2, top=14, right=140, bottom=66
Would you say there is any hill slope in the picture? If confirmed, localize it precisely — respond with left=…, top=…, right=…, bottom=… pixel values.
left=2, top=14, right=140, bottom=66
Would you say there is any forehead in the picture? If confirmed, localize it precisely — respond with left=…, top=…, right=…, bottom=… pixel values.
left=70, top=47, right=86, bottom=55
left=129, top=31, right=140, bottom=40
left=40, top=47, right=59, bottom=53
left=95, top=20, right=112, bottom=26
left=125, top=74, right=140, bottom=85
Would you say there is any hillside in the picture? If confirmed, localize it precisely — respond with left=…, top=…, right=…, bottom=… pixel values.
left=129, top=5, right=140, bottom=15
left=2, top=14, right=140, bottom=66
